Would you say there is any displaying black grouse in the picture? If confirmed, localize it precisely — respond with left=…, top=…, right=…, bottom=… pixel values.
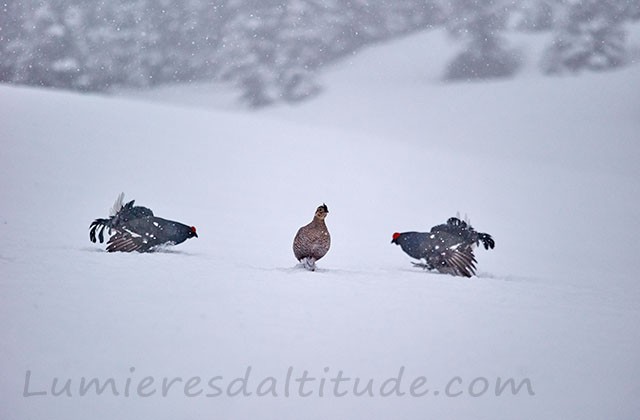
left=293, top=204, right=331, bottom=271
left=89, top=193, right=197, bottom=252
left=391, top=217, right=494, bottom=277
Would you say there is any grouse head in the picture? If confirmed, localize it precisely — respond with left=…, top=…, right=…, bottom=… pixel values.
left=189, top=226, right=198, bottom=238
left=315, top=204, right=329, bottom=220
left=391, top=232, right=402, bottom=244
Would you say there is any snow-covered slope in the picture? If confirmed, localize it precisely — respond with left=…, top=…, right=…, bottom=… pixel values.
left=1, top=31, right=639, bottom=420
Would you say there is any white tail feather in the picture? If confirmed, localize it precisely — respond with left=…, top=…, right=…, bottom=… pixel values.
left=110, top=192, right=125, bottom=216
left=455, top=211, right=471, bottom=225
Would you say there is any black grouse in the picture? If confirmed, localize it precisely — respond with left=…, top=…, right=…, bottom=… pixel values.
left=89, top=193, right=197, bottom=252
left=391, top=217, right=494, bottom=277
left=293, top=204, right=331, bottom=271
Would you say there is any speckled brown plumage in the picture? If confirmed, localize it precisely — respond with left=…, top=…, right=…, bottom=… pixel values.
left=293, top=204, right=331, bottom=271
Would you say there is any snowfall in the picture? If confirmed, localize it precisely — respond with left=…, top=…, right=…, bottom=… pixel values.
left=1, top=30, right=639, bottom=420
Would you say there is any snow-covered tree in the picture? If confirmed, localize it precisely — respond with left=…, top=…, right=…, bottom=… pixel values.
left=91, top=0, right=158, bottom=88
left=444, top=0, right=521, bottom=81
left=217, top=0, right=348, bottom=106
left=513, top=0, right=560, bottom=31
left=0, top=0, right=26, bottom=81
left=216, top=0, right=283, bottom=106
left=542, top=0, right=629, bottom=74
left=144, top=0, right=227, bottom=84
left=377, top=0, right=444, bottom=35
left=627, top=1, right=640, bottom=20
left=10, top=0, right=84, bottom=88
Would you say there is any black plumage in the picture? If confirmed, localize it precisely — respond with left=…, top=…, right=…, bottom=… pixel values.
left=89, top=193, right=197, bottom=252
left=391, top=217, right=494, bottom=277
left=89, top=194, right=153, bottom=243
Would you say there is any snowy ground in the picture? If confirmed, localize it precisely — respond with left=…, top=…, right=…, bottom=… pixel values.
left=1, top=31, right=639, bottom=419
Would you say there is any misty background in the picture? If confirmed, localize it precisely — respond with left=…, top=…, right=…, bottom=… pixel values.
left=1, top=0, right=639, bottom=107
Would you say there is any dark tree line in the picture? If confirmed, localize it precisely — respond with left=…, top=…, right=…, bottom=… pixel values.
left=0, top=0, right=444, bottom=105
left=443, top=0, right=640, bottom=81
left=1, top=0, right=638, bottom=106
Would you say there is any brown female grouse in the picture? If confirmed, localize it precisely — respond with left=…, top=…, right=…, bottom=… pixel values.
left=293, top=204, right=331, bottom=271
